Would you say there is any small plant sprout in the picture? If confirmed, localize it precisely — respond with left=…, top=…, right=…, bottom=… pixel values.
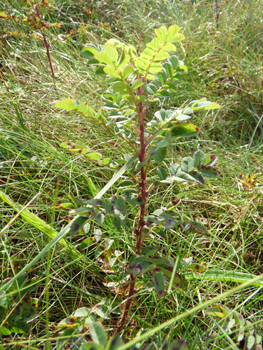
left=54, top=25, right=220, bottom=331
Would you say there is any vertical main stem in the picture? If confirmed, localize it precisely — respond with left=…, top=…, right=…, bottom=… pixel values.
left=117, top=85, right=147, bottom=331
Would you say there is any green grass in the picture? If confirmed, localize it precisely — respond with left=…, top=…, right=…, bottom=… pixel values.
left=0, top=0, right=263, bottom=349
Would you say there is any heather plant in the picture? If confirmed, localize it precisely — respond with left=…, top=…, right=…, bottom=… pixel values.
left=54, top=24, right=220, bottom=333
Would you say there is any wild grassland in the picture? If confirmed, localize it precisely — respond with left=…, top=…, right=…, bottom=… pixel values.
left=0, top=0, right=263, bottom=349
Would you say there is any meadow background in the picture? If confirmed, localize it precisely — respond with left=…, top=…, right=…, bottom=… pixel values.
left=0, top=0, right=263, bottom=349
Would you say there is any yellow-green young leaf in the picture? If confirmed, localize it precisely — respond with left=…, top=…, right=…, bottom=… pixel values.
left=122, top=65, right=134, bottom=79
left=95, top=52, right=114, bottom=66
left=169, top=33, right=185, bottom=43
left=0, top=12, right=8, bottom=18
left=154, top=51, right=170, bottom=61
left=118, top=51, right=130, bottom=69
left=54, top=99, right=77, bottom=110
left=113, top=82, right=129, bottom=95
left=136, top=95, right=147, bottom=103
left=155, top=26, right=167, bottom=43
left=166, top=25, right=181, bottom=41
left=136, top=56, right=149, bottom=69
left=131, top=80, right=144, bottom=90
left=161, top=42, right=177, bottom=52
left=171, top=123, right=200, bottom=137
left=103, top=65, right=122, bottom=78
left=149, top=62, right=163, bottom=74
left=141, top=48, right=155, bottom=59
left=98, top=158, right=111, bottom=166
left=147, top=74, right=155, bottom=80
left=147, top=37, right=161, bottom=50
left=122, top=95, right=134, bottom=102
left=203, top=102, right=220, bottom=110
left=106, top=38, right=124, bottom=49
left=86, top=153, right=102, bottom=161
left=76, top=103, right=95, bottom=117
left=102, top=44, right=118, bottom=65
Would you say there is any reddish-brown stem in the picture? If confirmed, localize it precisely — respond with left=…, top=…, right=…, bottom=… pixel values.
left=41, top=29, right=55, bottom=79
left=35, top=5, right=55, bottom=79
left=117, top=84, right=147, bottom=332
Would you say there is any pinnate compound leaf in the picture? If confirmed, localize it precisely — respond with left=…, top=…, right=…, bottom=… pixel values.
left=153, top=271, right=165, bottom=298
left=89, top=322, right=107, bottom=347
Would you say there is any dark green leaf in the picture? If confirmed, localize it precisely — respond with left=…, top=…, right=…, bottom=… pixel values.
left=105, top=334, right=122, bottom=350
left=168, top=56, right=179, bottom=70
left=69, top=216, right=87, bottom=236
left=156, top=90, right=170, bottom=97
left=193, top=150, right=206, bottom=168
left=150, top=147, right=166, bottom=162
left=157, top=168, right=167, bottom=180
left=95, top=66, right=107, bottom=77
left=128, top=256, right=154, bottom=277
left=119, top=179, right=134, bottom=187
left=92, top=211, right=104, bottom=226
left=153, top=271, right=165, bottom=298
left=199, top=166, right=217, bottom=177
left=115, top=197, right=126, bottom=214
left=142, top=246, right=161, bottom=257
left=113, top=217, right=122, bottom=231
